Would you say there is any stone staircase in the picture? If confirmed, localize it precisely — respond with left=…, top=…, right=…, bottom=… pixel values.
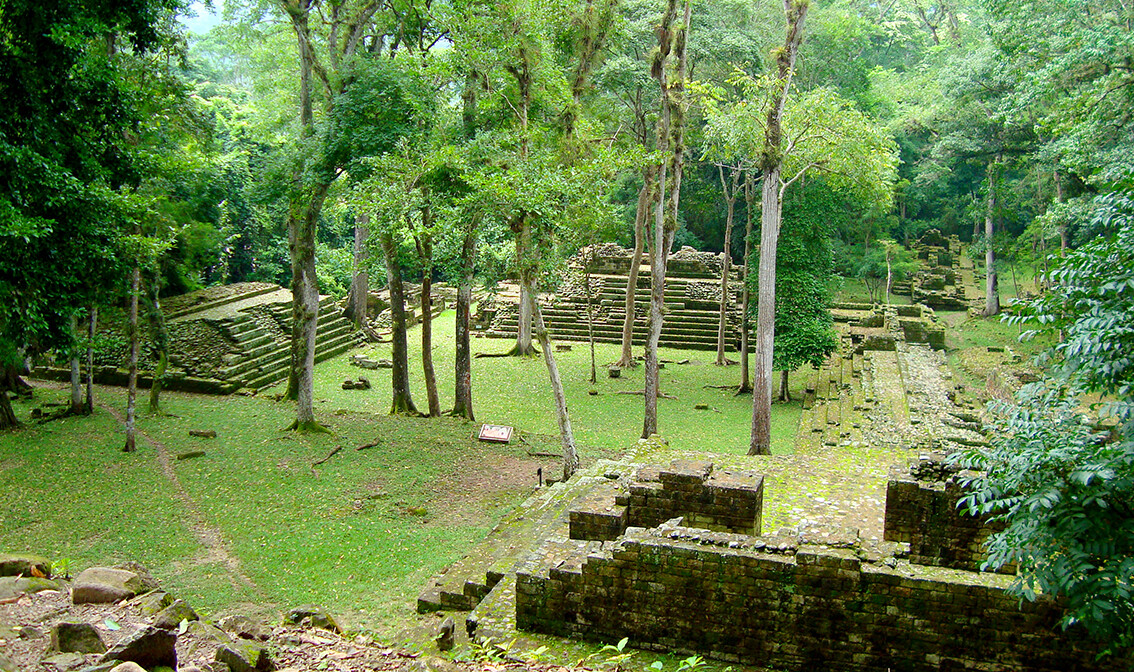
left=483, top=273, right=744, bottom=352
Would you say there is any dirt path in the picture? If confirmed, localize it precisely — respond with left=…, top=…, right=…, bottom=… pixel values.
left=97, top=399, right=264, bottom=599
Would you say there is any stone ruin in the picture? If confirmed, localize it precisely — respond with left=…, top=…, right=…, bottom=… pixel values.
left=474, top=245, right=743, bottom=351
left=33, top=282, right=362, bottom=394
left=512, top=458, right=1117, bottom=671
left=891, top=229, right=970, bottom=311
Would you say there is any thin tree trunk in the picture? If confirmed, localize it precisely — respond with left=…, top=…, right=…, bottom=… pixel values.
left=146, top=269, right=169, bottom=414
left=983, top=158, right=1001, bottom=317
left=70, top=314, right=83, bottom=414
left=84, top=306, right=96, bottom=414
left=749, top=0, right=808, bottom=456
left=779, top=369, right=790, bottom=402
left=511, top=217, right=537, bottom=357
left=751, top=168, right=783, bottom=455
left=347, top=214, right=370, bottom=328
left=585, top=249, right=597, bottom=385
left=1054, top=168, right=1067, bottom=251
left=417, top=231, right=440, bottom=417
left=532, top=301, right=579, bottom=480
left=382, top=230, right=419, bottom=416
left=617, top=166, right=656, bottom=368
left=124, top=265, right=140, bottom=452
left=716, top=164, right=739, bottom=365
left=452, top=221, right=477, bottom=420
left=738, top=176, right=756, bottom=394
left=286, top=192, right=327, bottom=431
left=0, top=389, right=16, bottom=430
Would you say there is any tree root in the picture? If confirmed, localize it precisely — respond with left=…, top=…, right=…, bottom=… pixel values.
left=615, top=389, right=678, bottom=400
left=284, top=420, right=332, bottom=434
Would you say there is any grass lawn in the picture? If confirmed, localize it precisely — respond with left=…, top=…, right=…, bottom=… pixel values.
left=0, top=311, right=801, bottom=641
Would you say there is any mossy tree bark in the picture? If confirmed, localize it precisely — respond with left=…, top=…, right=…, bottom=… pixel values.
left=85, top=306, right=96, bottom=414
left=346, top=214, right=370, bottom=329
left=750, top=0, right=809, bottom=456
left=286, top=185, right=329, bottom=431
left=382, top=230, right=419, bottom=416
left=983, top=155, right=1001, bottom=317
left=643, top=0, right=691, bottom=440
left=618, top=165, right=657, bottom=369
left=416, top=229, right=441, bottom=417
left=451, top=219, right=477, bottom=420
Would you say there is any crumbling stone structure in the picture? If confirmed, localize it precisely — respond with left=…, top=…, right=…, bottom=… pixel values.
left=568, top=461, right=763, bottom=542
left=884, top=455, right=1008, bottom=573
left=475, top=245, right=742, bottom=351
left=901, top=229, right=970, bottom=311
left=515, top=458, right=1116, bottom=671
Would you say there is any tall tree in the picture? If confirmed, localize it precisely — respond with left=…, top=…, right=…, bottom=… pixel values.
left=641, top=0, right=692, bottom=439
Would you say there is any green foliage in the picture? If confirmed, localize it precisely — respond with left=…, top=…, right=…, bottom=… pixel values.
left=952, top=192, right=1134, bottom=649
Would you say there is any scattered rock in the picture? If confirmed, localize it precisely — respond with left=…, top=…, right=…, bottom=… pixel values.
left=410, top=656, right=462, bottom=672
left=133, top=591, right=174, bottom=615
left=153, top=598, right=198, bottom=630
left=189, top=430, right=218, bottom=438
left=41, top=652, right=85, bottom=670
left=0, top=575, right=60, bottom=600
left=51, top=621, right=107, bottom=654
left=0, top=552, right=51, bottom=577
left=608, top=367, right=621, bottom=378
left=20, top=625, right=43, bottom=638
left=355, top=376, right=370, bottom=389
left=434, top=615, right=454, bottom=651
left=216, top=639, right=275, bottom=672
left=218, top=615, right=268, bottom=641
left=99, top=625, right=177, bottom=670
left=693, top=403, right=710, bottom=411
left=555, top=344, right=572, bottom=352
left=285, top=605, right=340, bottom=633
left=108, top=663, right=148, bottom=672
left=72, top=567, right=150, bottom=604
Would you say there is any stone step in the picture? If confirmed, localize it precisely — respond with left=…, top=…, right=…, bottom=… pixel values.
left=166, top=284, right=282, bottom=320
left=218, top=315, right=354, bottom=381
left=241, top=328, right=363, bottom=391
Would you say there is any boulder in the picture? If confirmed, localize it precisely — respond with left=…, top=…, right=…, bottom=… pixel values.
left=215, top=640, right=275, bottom=672
left=0, top=575, right=60, bottom=600
left=434, top=615, right=454, bottom=652
left=134, top=591, right=174, bottom=616
left=217, top=615, right=268, bottom=641
left=180, top=620, right=233, bottom=662
left=153, top=599, right=198, bottom=630
left=108, top=664, right=148, bottom=672
left=285, top=605, right=340, bottom=632
left=99, top=626, right=177, bottom=670
left=41, top=652, right=84, bottom=670
left=0, top=552, right=50, bottom=577
left=72, top=566, right=154, bottom=604
left=51, top=621, right=107, bottom=654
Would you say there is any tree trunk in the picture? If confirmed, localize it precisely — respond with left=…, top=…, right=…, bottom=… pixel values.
left=511, top=217, right=537, bottom=357
left=749, top=0, right=807, bottom=456
left=417, top=232, right=441, bottom=417
left=146, top=269, right=169, bottom=414
left=124, top=265, right=140, bottom=452
left=70, top=313, right=83, bottom=415
left=617, top=165, right=656, bottom=368
left=738, top=176, right=756, bottom=394
left=84, top=306, right=96, bottom=414
left=643, top=0, right=691, bottom=440
left=1054, top=168, right=1067, bottom=251
left=452, top=221, right=477, bottom=420
left=585, top=249, right=597, bottom=385
left=285, top=192, right=327, bottom=432
left=346, top=214, right=370, bottom=328
left=0, top=389, right=16, bottom=430
left=716, top=164, right=739, bottom=365
left=983, top=159, right=1001, bottom=317
left=382, top=231, right=419, bottom=416
left=532, top=301, right=579, bottom=481
left=779, top=369, right=790, bottom=402
left=750, top=167, right=782, bottom=455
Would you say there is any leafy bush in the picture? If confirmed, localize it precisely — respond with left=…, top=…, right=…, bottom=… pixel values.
left=952, top=192, right=1134, bottom=651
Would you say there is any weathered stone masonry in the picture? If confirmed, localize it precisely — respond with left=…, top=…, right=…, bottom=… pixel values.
left=517, top=460, right=1120, bottom=671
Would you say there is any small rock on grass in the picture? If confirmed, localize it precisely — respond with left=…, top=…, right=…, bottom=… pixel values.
left=285, top=605, right=339, bottom=633
left=218, top=615, right=268, bottom=641
left=0, top=575, right=60, bottom=600
left=0, top=552, right=51, bottom=577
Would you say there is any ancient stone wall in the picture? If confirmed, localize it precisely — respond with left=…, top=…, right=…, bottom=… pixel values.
left=516, top=522, right=1116, bottom=671
left=883, top=458, right=1006, bottom=573
left=568, top=461, right=763, bottom=542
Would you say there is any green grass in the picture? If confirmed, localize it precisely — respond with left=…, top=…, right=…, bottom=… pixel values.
left=0, top=314, right=802, bottom=641
left=269, top=310, right=802, bottom=456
